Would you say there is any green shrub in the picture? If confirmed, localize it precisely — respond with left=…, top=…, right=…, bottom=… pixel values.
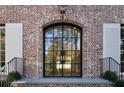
left=115, top=80, right=124, bottom=87
left=0, top=72, right=21, bottom=87
left=7, top=71, right=21, bottom=81
left=102, top=71, right=118, bottom=82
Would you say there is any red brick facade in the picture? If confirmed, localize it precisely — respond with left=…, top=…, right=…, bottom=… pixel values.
left=0, top=5, right=124, bottom=78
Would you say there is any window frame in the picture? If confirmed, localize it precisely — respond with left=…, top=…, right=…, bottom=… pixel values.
left=0, top=24, right=5, bottom=68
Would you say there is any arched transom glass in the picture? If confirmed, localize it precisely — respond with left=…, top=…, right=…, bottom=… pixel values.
left=44, top=24, right=82, bottom=77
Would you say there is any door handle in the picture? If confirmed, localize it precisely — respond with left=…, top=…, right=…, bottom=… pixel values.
left=60, top=50, right=65, bottom=56
left=61, top=60, right=65, bottom=64
left=60, top=51, right=65, bottom=64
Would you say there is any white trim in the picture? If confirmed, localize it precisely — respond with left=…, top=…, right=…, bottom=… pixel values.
left=103, top=23, right=120, bottom=63
left=5, top=23, right=23, bottom=62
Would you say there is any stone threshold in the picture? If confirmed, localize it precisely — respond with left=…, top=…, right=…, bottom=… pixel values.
left=13, top=78, right=113, bottom=85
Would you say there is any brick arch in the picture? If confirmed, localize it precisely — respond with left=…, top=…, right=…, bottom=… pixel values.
left=42, top=19, right=83, bottom=30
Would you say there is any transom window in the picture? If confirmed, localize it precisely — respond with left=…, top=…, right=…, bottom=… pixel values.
left=43, top=23, right=82, bottom=77
left=0, top=25, right=5, bottom=68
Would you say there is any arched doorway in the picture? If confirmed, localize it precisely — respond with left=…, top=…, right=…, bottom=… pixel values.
left=43, top=23, right=82, bottom=77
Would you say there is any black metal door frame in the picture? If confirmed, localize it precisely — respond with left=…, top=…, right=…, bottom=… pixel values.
left=43, top=23, right=82, bottom=77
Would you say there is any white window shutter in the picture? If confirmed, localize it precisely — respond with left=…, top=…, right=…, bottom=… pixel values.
left=103, top=23, right=120, bottom=63
left=5, top=23, right=23, bottom=63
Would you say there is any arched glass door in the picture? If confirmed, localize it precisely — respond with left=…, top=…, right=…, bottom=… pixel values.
left=44, top=24, right=82, bottom=77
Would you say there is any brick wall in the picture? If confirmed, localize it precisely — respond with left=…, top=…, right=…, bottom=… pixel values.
left=0, top=5, right=124, bottom=78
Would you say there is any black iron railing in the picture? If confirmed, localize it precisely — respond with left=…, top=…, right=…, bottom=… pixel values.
left=0, top=57, right=23, bottom=87
left=100, top=57, right=124, bottom=80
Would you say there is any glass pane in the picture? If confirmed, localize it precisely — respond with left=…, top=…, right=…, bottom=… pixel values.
left=63, top=63, right=71, bottom=76
left=71, top=51, right=80, bottom=63
left=71, top=51, right=75, bottom=63
left=54, top=37, right=62, bottom=50
left=54, top=26, right=62, bottom=37
left=64, top=51, right=72, bottom=64
left=0, top=40, right=5, bottom=50
left=63, top=37, right=72, bottom=50
left=45, top=38, right=53, bottom=50
left=121, top=40, right=124, bottom=50
left=0, top=51, right=2, bottom=62
left=54, top=51, right=61, bottom=64
left=54, top=63, right=62, bottom=76
left=63, top=26, right=72, bottom=37
left=0, top=62, right=5, bottom=67
left=0, top=28, right=5, bottom=39
left=72, top=27, right=80, bottom=37
left=0, top=40, right=2, bottom=50
left=121, top=28, right=124, bottom=39
left=77, top=38, right=80, bottom=50
left=75, top=51, right=80, bottom=63
left=0, top=51, right=5, bottom=61
left=45, top=64, right=53, bottom=76
left=45, top=27, right=53, bottom=37
left=121, top=62, right=124, bottom=72
left=72, top=38, right=80, bottom=50
left=0, top=27, right=2, bottom=40
left=121, top=51, right=124, bottom=61
left=45, top=51, right=53, bottom=63
left=72, top=64, right=81, bottom=76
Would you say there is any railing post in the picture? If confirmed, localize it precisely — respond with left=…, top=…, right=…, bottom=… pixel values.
left=7, top=63, right=9, bottom=75
left=15, top=58, right=17, bottom=72
left=120, top=64, right=122, bottom=80
left=109, top=57, right=110, bottom=72
left=119, top=64, right=121, bottom=80
left=101, top=58, right=103, bottom=76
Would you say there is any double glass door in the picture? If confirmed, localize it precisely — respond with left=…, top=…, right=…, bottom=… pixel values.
left=44, top=24, right=82, bottom=77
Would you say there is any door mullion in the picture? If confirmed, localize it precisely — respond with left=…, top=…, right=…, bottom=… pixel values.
left=71, top=27, right=72, bottom=76
left=62, top=25, right=64, bottom=77
left=53, top=26, right=54, bottom=76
